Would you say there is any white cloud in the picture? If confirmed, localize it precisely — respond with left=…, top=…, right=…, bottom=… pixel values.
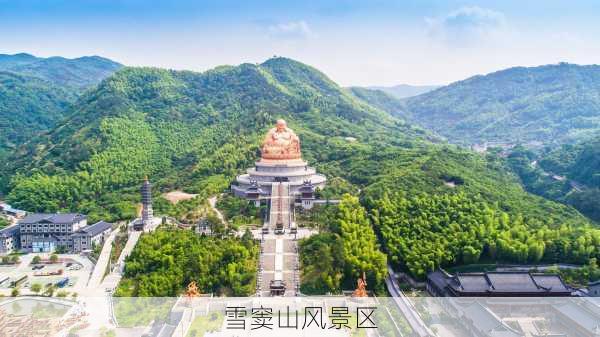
left=267, top=20, right=313, bottom=40
left=425, top=6, right=506, bottom=47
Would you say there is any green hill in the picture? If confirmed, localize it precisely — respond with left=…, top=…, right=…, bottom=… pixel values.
left=402, top=63, right=600, bottom=146
left=3, top=57, right=597, bottom=279
left=347, top=87, right=408, bottom=117
left=0, top=71, right=76, bottom=151
left=368, top=84, right=441, bottom=99
left=0, top=53, right=122, bottom=91
left=507, top=137, right=600, bottom=221
left=0, top=53, right=122, bottom=158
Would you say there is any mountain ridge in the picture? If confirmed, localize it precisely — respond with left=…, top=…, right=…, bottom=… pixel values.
left=0, top=52, right=123, bottom=157
left=367, top=83, right=441, bottom=99
left=403, top=62, right=600, bottom=146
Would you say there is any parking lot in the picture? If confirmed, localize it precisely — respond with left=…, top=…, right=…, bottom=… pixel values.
left=0, top=253, right=94, bottom=296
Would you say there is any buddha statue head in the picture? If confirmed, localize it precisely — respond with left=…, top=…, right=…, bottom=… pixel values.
left=261, top=119, right=301, bottom=160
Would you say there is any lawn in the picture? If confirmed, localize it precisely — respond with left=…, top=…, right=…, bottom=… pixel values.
left=186, top=312, right=224, bottom=337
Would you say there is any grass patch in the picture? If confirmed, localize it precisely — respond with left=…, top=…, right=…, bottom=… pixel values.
left=187, top=312, right=224, bottom=337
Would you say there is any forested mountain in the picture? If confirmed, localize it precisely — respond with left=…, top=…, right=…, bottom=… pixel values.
left=347, top=87, right=408, bottom=118
left=0, top=71, right=76, bottom=152
left=507, top=137, right=600, bottom=221
left=0, top=53, right=122, bottom=158
left=3, top=57, right=598, bottom=282
left=0, top=53, right=122, bottom=91
left=402, top=63, right=600, bottom=146
left=2, top=57, right=416, bottom=219
left=368, top=83, right=440, bottom=99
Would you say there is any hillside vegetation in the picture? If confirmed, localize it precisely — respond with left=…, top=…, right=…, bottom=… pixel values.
left=367, top=84, right=440, bottom=99
left=0, top=53, right=122, bottom=91
left=402, top=63, right=600, bottom=146
left=2, top=58, right=416, bottom=221
left=115, top=229, right=258, bottom=296
left=507, top=137, right=600, bottom=221
left=0, top=53, right=122, bottom=158
left=2, top=57, right=597, bottom=284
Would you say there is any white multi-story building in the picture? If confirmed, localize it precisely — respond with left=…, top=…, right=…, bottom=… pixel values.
left=71, top=220, right=113, bottom=252
left=19, top=213, right=87, bottom=252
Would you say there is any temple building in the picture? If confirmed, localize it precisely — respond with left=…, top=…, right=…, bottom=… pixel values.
left=233, top=119, right=326, bottom=231
left=134, top=176, right=154, bottom=231
left=427, top=269, right=573, bottom=297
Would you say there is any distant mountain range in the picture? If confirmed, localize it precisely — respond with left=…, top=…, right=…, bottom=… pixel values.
left=367, top=84, right=441, bottom=99
left=0, top=53, right=122, bottom=154
left=0, top=53, right=122, bottom=91
left=354, top=63, right=600, bottom=147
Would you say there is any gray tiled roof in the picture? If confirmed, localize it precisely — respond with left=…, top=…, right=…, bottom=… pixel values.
left=457, top=274, right=491, bottom=291
left=428, top=269, right=571, bottom=295
left=19, top=213, right=86, bottom=224
left=74, top=221, right=112, bottom=236
left=0, top=224, right=19, bottom=237
left=486, top=273, right=541, bottom=292
left=532, top=274, right=569, bottom=290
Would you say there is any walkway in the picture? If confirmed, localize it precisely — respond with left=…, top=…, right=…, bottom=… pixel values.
left=100, top=230, right=142, bottom=290
left=87, top=230, right=118, bottom=289
left=385, top=265, right=435, bottom=337
left=208, top=195, right=228, bottom=226
left=268, top=182, right=290, bottom=228
left=256, top=233, right=299, bottom=297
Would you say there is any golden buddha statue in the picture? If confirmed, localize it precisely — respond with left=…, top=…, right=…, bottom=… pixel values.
left=261, top=119, right=301, bottom=160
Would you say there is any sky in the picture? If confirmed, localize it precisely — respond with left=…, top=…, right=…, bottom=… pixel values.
left=2, top=0, right=600, bottom=86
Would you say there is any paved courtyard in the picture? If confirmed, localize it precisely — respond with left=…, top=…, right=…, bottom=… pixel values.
left=0, top=253, right=93, bottom=296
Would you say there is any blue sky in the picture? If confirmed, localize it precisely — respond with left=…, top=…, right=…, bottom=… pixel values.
left=2, top=0, right=600, bottom=86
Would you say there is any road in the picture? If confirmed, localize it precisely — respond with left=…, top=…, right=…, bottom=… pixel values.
left=100, top=230, right=142, bottom=290
left=385, top=265, right=435, bottom=337
left=530, top=160, right=586, bottom=192
left=208, top=195, right=228, bottom=226
left=87, top=229, right=118, bottom=288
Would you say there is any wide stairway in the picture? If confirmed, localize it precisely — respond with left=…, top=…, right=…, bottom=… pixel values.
left=255, top=182, right=300, bottom=296
left=269, top=182, right=290, bottom=228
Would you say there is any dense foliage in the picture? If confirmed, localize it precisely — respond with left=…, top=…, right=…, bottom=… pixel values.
left=507, top=140, right=600, bottom=222
left=0, top=53, right=121, bottom=164
left=545, top=258, right=600, bottom=288
left=0, top=71, right=75, bottom=155
left=300, top=195, right=387, bottom=294
left=540, top=137, right=600, bottom=188
left=401, top=63, right=600, bottom=146
left=364, top=84, right=440, bottom=99
left=0, top=217, right=9, bottom=229
left=371, top=191, right=600, bottom=278
left=0, top=53, right=122, bottom=91
left=2, top=58, right=415, bottom=221
left=215, top=194, right=262, bottom=227
left=2, top=56, right=596, bottom=286
left=115, top=229, right=258, bottom=296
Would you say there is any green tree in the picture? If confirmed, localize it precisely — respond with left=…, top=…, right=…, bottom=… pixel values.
left=50, top=254, right=59, bottom=263
left=44, top=284, right=55, bottom=297
left=30, top=283, right=42, bottom=294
